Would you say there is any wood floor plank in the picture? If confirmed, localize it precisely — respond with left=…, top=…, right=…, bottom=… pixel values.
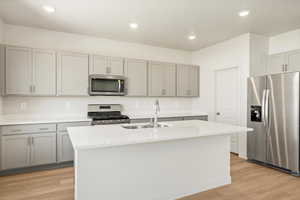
left=0, top=154, right=300, bottom=200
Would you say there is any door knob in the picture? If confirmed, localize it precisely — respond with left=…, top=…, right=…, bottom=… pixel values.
left=216, top=112, right=221, bottom=115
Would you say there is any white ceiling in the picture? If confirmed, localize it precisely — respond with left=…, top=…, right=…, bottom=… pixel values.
left=0, top=0, right=300, bottom=51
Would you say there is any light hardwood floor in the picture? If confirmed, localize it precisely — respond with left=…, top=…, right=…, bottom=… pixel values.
left=1, top=155, right=300, bottom=200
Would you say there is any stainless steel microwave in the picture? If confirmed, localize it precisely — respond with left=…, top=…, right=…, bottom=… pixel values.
left=89, top=75, right=126, bottom=96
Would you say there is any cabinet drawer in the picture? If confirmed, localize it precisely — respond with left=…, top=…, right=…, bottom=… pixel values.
left=57, top=122, right=91, bottom=132
left=1, top=124, right=57, bottom=135
left=184, top=116, right=208, bottom=121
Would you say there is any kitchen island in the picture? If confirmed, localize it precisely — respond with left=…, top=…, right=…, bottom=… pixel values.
left=68, top=120, right=252, bottom=200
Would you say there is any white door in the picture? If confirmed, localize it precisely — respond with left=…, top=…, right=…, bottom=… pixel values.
left=57, top=131, right=74, bottom=162
left=57, top=51, right=89, bottom=96
left=215, top=67, right=239, bottom=154
left=31, top=133, right=57, bottom=166
left=32, top=49, right=56, bottom=96
left=1, top=135, right=31, bottom=170
left=5, top=46, right=32, bottom=95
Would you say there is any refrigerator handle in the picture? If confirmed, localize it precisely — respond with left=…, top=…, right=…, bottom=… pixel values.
left=265, top=89, right=270, bottom=128
left=262, top=89, right=266, bottom=126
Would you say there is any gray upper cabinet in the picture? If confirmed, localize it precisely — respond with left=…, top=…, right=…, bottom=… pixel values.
left=32, top=49, right=56, bottom=96
left=5, top=46, right=56, bottom=96
left=287, top=50, right=300, bottom=72
left=177, top=65, right=199, bottom=97
left=267, top=53, right=287, bottom=74
left=148, top=61, right=176, bottom=97
left=57, top=51, right=89, bottom=96
left=5, top=46, right=32, bottom=95
left=89, top=55, right=124, bottom=76
left=124, top=59, right=148, bottom=96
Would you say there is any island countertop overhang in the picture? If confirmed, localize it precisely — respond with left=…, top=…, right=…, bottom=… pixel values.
left=68, top=120, right=253, bottom=150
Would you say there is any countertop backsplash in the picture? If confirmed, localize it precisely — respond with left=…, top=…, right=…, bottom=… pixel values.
left=2, top=96, right=197, bottom=116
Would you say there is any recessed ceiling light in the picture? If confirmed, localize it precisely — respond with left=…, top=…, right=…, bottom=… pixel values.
left=188, top=35, right=196, bottom=40
left=239, top=10, right=250, bottom=17
left=43, top=5, right=56, bottom=13
left=129, top=23, right=139, bottom=29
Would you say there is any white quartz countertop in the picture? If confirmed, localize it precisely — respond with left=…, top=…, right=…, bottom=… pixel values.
left=0, top=115, right=92, bottom=126
left=0, top=112, right=208, bottom=126
left=126, top=112, right=208, bottom=119
left=68, top=120, right=253, bottom=150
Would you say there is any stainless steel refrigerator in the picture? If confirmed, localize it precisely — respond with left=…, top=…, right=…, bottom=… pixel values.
left=247, top=72, right=300, bottom=175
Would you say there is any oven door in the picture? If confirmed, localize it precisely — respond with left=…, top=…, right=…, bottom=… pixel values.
left=89, top=75, right=126, bottom=96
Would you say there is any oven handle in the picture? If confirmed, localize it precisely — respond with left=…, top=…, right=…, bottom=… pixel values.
left=118, top=79, right=121, bottom=93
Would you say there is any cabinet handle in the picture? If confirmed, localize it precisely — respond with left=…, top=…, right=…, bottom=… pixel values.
left=282, top=64, right=285, bottom=72
left=32, top=85, right=36, bottom=93
left=161, top=89, right=166, bottom=95
left=29, top=85, right=32, bottom=93
left=285, top=64, right=288, bottom=72
left=106, top=67, right=111, bottom=74
left=39, top=128, right=49, bottom=131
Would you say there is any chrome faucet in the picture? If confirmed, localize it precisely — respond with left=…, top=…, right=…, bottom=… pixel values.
left=153, top=99, right=160, bottom=127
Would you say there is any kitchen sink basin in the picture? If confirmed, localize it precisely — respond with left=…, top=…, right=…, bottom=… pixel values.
left=122, top=123, right=170, bottom=129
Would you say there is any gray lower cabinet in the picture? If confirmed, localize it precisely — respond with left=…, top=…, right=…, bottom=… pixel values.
left=57, top=122, right=90, bottom=162
left=57, top=131, right=73, bottom=162
left=1, top=124, right=57, bottom=170
left=1, top=134, right=31, bottom=170
left=30, top=133, right=57, bottom=166
left=1, top=132, right=56, bottom=170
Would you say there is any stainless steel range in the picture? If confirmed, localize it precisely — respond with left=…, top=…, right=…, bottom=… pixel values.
left=88, top=104, right=130, bottom=125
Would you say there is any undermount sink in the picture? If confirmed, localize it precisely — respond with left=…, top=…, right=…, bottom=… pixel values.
left=122, top=123, right=170, bottom=129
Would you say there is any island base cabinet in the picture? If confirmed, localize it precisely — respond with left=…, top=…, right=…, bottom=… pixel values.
left=1, top=135, right=31, bottom=170
left=57, top=131, right=74, bottom=162
left=74, top=135, right=231, bottom=200
left=1, top=133, right=57, bottom=170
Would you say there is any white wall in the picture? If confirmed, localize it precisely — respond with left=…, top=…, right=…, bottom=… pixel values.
left=4, top=24, right=191, bottom=64
left=269, top=29, right=300, bottom=55
left=0, top=18, right=4, bottom=114
left=191, top=34, right=250, bottom=158
left=1, top=24, right=195, bottom=116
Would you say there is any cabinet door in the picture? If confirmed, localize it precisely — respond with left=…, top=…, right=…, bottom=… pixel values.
left=32, top=49, right=56, bottom=96
left=190, top=66, right=199, bottom=96
left=124, top=59, right=147, bottom=96
left=267, top=53, right=286, bottom=74
left=57, top=52, right=89, bottom=96
left=1, top=135, right=31, bottom=170
left=5, top=46, right=32, bottom=95
left=148, top=62, right=165, bottom=96
left=287, top=50, right=300, bottom=72
left=109, top=57, right=124, bottom=75
left=31, top=133, right=57, bottom=166
left=89, top=55, right=108, bottom=75
left=163, top=63, right=176, bottom=96
left=177, top=65, right=190, bottom=96
left=57, top=131, right=74, bottom=162
left=148, top=62, right=176, bottom=96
